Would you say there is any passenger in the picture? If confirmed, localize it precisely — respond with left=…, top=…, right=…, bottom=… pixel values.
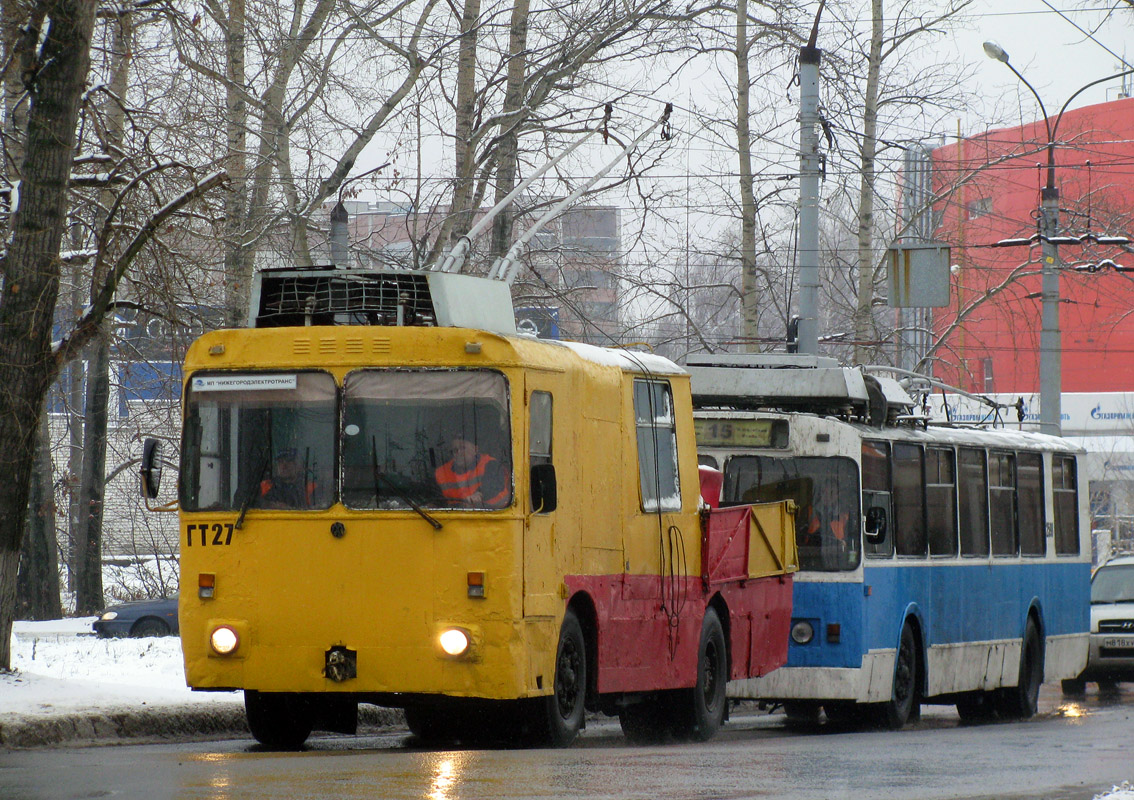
left=260, top=448, right=318, bottom=508
left=434, top=436, right=510, bottom=508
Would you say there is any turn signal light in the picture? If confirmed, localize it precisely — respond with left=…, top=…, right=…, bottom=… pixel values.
left=467, top=571, right=485, bottom=598
left=198, top=573, right=216, bottom=599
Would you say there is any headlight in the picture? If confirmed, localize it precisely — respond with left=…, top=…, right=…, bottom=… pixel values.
left=439, top=628, right=470, bottom=657
left=790, top=620, right=815, bottom=645
left=100, top=611, right=118, bottom=621
left=210, top=625, right=240, bottom=655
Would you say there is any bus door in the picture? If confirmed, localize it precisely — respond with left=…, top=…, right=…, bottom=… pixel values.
left=523, top=386, right=559, bottom=617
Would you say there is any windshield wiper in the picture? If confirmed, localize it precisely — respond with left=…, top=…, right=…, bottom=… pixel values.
left=235, top=449, right=272, bottom=530
left=372, top=438, right=442, bottom=530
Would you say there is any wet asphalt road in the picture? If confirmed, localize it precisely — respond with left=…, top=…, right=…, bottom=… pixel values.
left=2, top=684, right=1131, bottom=800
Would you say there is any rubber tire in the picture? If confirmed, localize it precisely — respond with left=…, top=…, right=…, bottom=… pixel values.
left=875, top=622, right=920, bottom=730
left=536, top=608, right=586, bottom=747
left=130, top=618, right=170, bottom=638
left=1060, top=677, right=1087, bottom=696
left=244, top=691, right=315, bottom=749
left=671, top=608, right=729, bottom=742
left=995, top=617, right=1044, bottom=719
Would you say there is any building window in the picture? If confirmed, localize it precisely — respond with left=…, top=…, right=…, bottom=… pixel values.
left=968, top=197, right=992, bottom=218
left=982, top=357, right=994, bottom=393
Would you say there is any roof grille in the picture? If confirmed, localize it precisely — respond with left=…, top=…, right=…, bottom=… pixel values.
left=251, top=268, right=437, bottom=328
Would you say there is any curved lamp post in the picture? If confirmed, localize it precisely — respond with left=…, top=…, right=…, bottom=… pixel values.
left=983, top=42, right=1134, bottom=435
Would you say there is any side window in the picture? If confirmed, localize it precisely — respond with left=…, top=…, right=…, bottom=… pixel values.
left=634, top=379, right=680, bottom=512
left=927, top=447, right=957, bottom=556
left=530, top=392, right=553, bottom=466
left=958, top=447, right=990, bottom=556
left=863, top=440, right=893, bottom=558
left=1054, top=455, right=1080, bottom=555
left=893, top=443, right=927, bottom=557
left=989, top=452, right=1017, bottom=556
left=1017, top=452, right=1045, bottom=556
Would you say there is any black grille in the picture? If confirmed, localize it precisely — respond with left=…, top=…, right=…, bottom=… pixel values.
left=254, top=269, right=436, bottom=328
left=1098, top=620, right=1134, bottom=634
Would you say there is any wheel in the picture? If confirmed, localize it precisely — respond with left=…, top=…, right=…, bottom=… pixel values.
left=244, top=690, right=315, bottom=749
left=130, top=618, right=170, bottom=638
left=670, top=607, right=729, bottom=742
left=873, top=622, right=920, bottom=730
left=994, top=617, right=1044, bottom=719
left=1061, top=678, right=1087, bottom=696
left=955, top=692, right=998, bottom=723
left=534, top=608, right=586, bottom=747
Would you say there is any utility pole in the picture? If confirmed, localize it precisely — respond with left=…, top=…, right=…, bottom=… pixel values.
left=796, top=38, right=823, bottom=355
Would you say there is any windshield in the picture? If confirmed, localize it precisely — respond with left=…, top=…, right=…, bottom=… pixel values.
left=723, top=455, right=861, bottom=572
left=341, top=369, right=512, bottom=511
left=181, top=372, right=337, bottom=511
left=1091, top=563, right=1134, bottom=603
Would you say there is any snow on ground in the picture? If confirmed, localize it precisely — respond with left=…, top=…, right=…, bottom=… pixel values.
left=2, top=617, right=240, bottom=723
left=1097, top=786, right=1134, bottom=800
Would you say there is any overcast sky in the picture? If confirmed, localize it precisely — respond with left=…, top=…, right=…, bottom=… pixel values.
left=955, top=1, right=1131, bottom=122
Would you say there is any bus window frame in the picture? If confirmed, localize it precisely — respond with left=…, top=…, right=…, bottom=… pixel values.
left=926, top=446, right=959, bottom=558
left=863, top=439, right=894, bottom=559
left=180, top=369, right=339, bottom=513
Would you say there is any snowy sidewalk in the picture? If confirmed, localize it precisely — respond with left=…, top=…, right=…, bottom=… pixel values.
left=1, top=618, right=248, bottom=748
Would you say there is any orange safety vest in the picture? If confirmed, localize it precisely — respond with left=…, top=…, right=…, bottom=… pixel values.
left=260, top=478, right=317, bottom=506
left=435, top=454, right=509, bottom=506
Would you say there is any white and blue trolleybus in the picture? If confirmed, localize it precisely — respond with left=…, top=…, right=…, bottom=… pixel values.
left=688, top=355, right=1090, bottom=728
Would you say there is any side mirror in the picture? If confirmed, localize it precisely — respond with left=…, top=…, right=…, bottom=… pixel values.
left=140, top=438, right=163, bottom=500
left=530, top=463, right=557, bottom=513
left=864, top=506, right=887, bottom=544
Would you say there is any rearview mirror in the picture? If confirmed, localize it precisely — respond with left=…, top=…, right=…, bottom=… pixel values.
left=140, top=438, right=163, bottom=500
left=530, top=463, right=557, bottom=513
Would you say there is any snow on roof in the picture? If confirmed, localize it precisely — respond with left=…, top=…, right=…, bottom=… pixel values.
left=552, top=340, right=685, bottom=375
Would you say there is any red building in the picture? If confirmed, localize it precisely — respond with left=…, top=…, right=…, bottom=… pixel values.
left=930, top=96, right=1134, bottom=394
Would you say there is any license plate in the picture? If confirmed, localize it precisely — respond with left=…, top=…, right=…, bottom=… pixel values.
left=1102, top=637, right=1134, bottom=649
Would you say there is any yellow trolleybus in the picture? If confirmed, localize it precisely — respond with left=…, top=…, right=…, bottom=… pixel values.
left=142, top=267, right=797, bottom=747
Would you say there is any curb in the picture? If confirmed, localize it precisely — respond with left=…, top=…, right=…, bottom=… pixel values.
left=0, top=704, right=405, bottom=749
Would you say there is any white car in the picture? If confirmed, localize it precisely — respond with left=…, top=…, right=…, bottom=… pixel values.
left=1063, top=555, right=1134, bottom=694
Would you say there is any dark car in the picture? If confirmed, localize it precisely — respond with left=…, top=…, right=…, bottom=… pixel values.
left=92, top=595, right=179, bottom=638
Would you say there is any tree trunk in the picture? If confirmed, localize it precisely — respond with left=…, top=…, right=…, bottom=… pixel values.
left=0, top=0, right=97, bottom=671
left=448, top=0, right=482, bottom=246
left=735, top=0, right=759, bottom=352
left=853, top=0, right=883, bottom=365
left=73, top=331, right=109, bottom=614
left=17, top=410, right=62, bottom=620
left=222, top=0, right=248, bottom=326
left=488, top=0, right=530, bottom=264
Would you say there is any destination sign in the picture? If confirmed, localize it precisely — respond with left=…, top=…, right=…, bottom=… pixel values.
left=694, top=417, right=789, bottom=448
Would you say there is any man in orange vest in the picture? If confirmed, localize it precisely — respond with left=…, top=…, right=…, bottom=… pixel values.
left=434, top=436, right=510, bottom=508
left=260, top=448, right=317, bottom=508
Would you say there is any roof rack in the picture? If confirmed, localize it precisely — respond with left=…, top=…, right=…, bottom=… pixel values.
left=686, top=353, right=913, bottom=427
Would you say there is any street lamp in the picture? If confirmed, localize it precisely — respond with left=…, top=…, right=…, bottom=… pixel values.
left=983, top=42, right=1134, bottom=436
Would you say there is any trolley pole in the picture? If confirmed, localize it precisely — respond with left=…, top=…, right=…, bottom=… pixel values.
left=797, top=44, right=822, bottom=356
